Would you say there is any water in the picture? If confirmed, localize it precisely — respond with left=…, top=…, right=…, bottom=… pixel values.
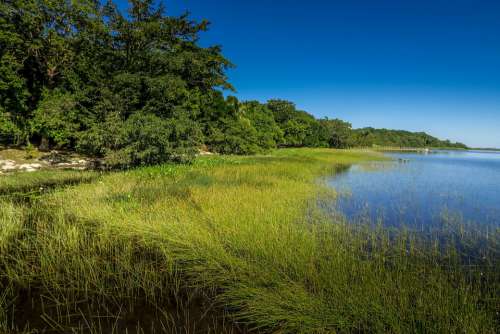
left=329, top=150, right=500, bottom=230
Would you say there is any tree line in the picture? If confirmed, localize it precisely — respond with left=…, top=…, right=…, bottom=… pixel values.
left=0, top=0, right=467, bottom=167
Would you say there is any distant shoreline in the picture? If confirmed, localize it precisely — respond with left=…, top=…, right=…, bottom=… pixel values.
left=368, top=146, right=500, bottom=153
left=470, top=147, right=500, bottom=152
left=366, top=146, right=463, bottom=153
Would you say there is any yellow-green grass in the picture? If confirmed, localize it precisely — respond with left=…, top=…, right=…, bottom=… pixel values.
left=0, top=147, right=40, bottom=163
left=0, top=149, right=498, bottom=333
left=0, top=170, right=98, bottom=200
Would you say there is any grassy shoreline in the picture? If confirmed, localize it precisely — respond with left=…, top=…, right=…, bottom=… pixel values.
left=1, top=149, right=498, bottom=333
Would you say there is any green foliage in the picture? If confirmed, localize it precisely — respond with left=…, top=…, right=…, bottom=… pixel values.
left=0, top=108, right=22, bottom=144
left=200, top=96, right=261, bottom=155
left=282, top=119, right=309, bottom=146
left=206, top=116, right=261, bottom=155
left=78, top=111, right=202, bottom=168
left=241, top=101, right=284, bottom=150
left=351, top=127, right=468, bottom=148
left=0, top=0, right=467, bottom=164
left=24, top=140, right=38, bottom=159
left=267, top=99, right=318, bottom=147
left=0, top=53, right=29, bottom=132
left=0, top=0, right=232, bottom=165
left=31, top=90, right=80, bottom=148
left=319, top=118, right=354, bottom=148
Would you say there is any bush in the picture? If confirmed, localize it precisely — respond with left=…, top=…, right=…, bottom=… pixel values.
left=78, top=111, right=202, bottom=168
left=206, top=116, right=261, bottom=155
left=30, top=90, right=80, bottom=148
left=0, top=109, right=22, bottom=144
left=241, top=101, right=284, bottom=149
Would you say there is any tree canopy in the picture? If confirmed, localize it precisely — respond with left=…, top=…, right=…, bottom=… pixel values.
left=0, top=0, right=467, bottom=167
left=350, top=128, right=467, bottom=149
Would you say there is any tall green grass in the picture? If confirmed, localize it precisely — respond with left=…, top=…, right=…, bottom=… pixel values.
left=0, top=149, right=498, bottom=333
left=0, top=170, right=98, bottom=201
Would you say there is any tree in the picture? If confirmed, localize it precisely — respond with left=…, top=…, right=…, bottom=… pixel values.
left=267, top=99, right=317, bottom=147
left=349, top=128, right=467, bottom=148
left=0, top=0, right=468, bottom=165
left=201, top=96, right=262, bottom=155
left=241, top=101, right=283, bottom=150
left=319, top=118, right=353, bottom=148
left=30, top=89, right=79, bottom=148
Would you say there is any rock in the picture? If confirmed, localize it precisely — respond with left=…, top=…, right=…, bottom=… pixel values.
left=55, top=162, right=74, bottom=167
left=1, top=151, right=91, bottom=173
left=19, top=163, right=43, bottom=172
left=55, top=159, right=89, bottom=170
left=0, top=159, right=16, bottom=166
left=0, top=160, right=17, bottom=171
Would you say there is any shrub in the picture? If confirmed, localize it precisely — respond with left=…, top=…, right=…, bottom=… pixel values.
left=0, top=109, right=22, bottom=144
left=206, top=116, right=261, bottom=155
left=78, top=111, right=202, bottom=168
left=30, top=90, right=80, bottom=148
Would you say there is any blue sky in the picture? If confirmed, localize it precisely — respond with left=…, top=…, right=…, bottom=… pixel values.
left=115, top=0, right=500, bottom=147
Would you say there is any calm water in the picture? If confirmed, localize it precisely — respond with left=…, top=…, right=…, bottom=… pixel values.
left=329, top=150, right=500, bottom=230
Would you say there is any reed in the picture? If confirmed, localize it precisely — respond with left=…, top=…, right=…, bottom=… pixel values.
left=0, top=149, right=497, bottom=333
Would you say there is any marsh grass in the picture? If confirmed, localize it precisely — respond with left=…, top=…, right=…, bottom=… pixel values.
left=0, top=170, right=98, bottom=200
left=0, top=149, right=498, bottom=333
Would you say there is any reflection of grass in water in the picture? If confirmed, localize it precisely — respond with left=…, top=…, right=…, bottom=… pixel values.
left=330, top=200, right=499, bottom=322
left=326, top=185, right=500, bottom=332
left=0, top=148, right=498, bottom=333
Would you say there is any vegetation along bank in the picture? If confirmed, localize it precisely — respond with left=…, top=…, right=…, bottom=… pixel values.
left=0, top=0, right=466, bottom=170
left=1, top=149, right=499, bottom=333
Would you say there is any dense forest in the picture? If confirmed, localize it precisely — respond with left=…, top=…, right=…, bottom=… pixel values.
left=0, top=0, right=467, bottom=167
left=350, top=128, right=467, bottom=149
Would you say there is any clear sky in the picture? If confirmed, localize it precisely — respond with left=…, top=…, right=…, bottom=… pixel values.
left=115, top=0, right=500, bottom=148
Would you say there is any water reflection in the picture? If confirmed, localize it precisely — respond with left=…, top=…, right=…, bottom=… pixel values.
left=329, top=150, right=500, bottom=231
